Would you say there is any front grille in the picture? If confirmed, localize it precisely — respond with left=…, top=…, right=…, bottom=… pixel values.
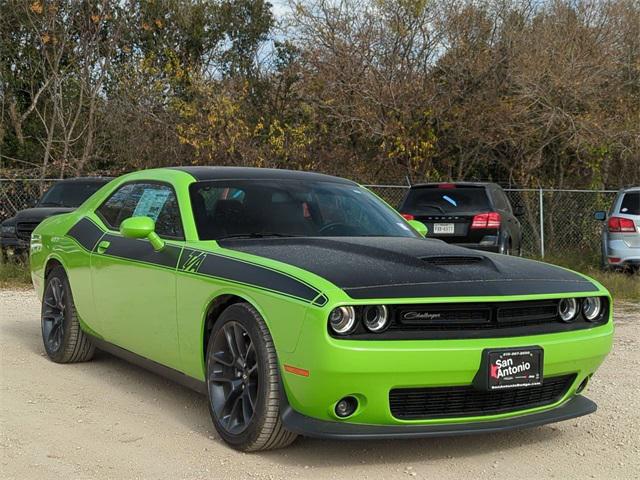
left=389, top=300, right=561, bottom=331
left=389, top=374, right=575, bottom=420
left=16, top=222, right=39, bottom=241
left=330, top=298, right=609, bottom=340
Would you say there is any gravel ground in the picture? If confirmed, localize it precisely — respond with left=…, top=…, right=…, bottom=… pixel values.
left=1, top=288, right=639, bottom=480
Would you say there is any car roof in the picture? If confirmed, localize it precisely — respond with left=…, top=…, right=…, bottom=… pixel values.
left=170, top=166, right=356, bottom=185
left=409, top=181, right=498, bottom=189
left=619, top=186, right=640, bottom=193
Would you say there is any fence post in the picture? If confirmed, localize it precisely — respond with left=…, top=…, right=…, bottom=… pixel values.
left=539, top=188, right=545, bottom=258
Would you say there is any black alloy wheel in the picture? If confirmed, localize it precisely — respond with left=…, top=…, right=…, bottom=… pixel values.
left=40, top=266, right=95, bottom=363
left=205, top=303, right=297, bottom=451
left=42, top=276, right=66, bottom=354
left=208, top=321, right=259, bottom=435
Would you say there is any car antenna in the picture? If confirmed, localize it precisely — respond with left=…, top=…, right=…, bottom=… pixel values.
left=405, top=175, right=413, bottom=187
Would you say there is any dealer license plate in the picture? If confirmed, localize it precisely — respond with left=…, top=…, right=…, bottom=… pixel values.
left=487, top=348, right=543, bottom=390
left=433, top=223, right=455, bottom=235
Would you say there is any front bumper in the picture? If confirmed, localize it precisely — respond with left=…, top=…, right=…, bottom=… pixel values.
left=281, top=394, right=596, bottom=439
left=279, top=300, right=613, bottom=432
left=0, top=236, right=29, bottom=256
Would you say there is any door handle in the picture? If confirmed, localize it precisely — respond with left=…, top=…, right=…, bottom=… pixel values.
left=96, top=240, right=110, bottom=254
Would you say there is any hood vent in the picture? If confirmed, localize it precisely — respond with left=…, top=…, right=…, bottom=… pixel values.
left=420, top=255, right=484, bottom=266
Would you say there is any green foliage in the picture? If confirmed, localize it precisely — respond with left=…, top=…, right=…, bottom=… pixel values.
left=1, top=0, right=639, bottom=188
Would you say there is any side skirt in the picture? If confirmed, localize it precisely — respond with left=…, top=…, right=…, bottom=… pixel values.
left=89, top=336, right=207, bottom=395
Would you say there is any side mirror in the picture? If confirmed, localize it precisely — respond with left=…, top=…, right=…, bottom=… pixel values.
left=408, top=219, right=428, bottom=237
left=594, top=211, right=606, bottom=221
left=513, top=206, right=525, bottom=217
left=120, top=216, right=165, bottom=251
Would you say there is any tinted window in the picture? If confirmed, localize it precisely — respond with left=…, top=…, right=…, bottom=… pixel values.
left=402, top=187, right=491, bottom=214
left=189, top=180, right=417, bottom=240
left=38, top=181, right=106, bottom=207
left=492, top=188, right=511, bottom=212
left=620, top=192, right=640, bottom=215
left=97, top=183, right=183, bottom=239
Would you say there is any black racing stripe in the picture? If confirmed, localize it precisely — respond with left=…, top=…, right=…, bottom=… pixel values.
left=67, top=217, right=104, bottom=251
left=344, top=279, right=598, bottom=299
left=101, top=234, right=182, bottom=269
left=179, top=248, right=320, bottom=302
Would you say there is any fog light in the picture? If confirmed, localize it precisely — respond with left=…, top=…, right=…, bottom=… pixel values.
left=582, top=297, right=602, bottom=321
left=363, top=305, right=389, bottom=332
left=329, top=306, right=356, bottom=335
left=335, top=396, right=358, bottom=418
left=558, top=298, right=578, bottom=322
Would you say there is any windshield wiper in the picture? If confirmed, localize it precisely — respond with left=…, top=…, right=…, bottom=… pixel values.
left=218, top=232, right=302, bottom=240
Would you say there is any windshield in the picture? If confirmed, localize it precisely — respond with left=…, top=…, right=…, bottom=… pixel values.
left=190, top=180, right=418, bottom=240
left=38, top=181, right=106, bottom=207
left=402, top=187, right=491, bottom=214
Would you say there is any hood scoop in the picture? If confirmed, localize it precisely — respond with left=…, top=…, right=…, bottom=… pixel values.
left=420, top=255, right=485, bottom=266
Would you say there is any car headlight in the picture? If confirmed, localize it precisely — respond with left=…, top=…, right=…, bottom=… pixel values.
left=329, top=306, right=356, bottom=334
left=582, top=297, right=602, bottom=321
left=558, top=298, right=578, bottom=322
left=1, top=224, right=16, bottom=235
left=363, top=305, right=389, bottom=332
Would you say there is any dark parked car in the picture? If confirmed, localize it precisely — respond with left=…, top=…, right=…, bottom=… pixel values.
left=398, top=182, right=522, bottom=255
left=1, top=177, right=111, bottom=261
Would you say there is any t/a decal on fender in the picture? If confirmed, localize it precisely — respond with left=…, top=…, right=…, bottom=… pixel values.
left=179, top=248, right=322, bottom=303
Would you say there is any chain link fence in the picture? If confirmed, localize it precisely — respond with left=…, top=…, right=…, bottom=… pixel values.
left=365, top=185, right=617, bottom=258
left=0, top=178, right=616, bottom=258
left=0, top=179, right=57, bottom=224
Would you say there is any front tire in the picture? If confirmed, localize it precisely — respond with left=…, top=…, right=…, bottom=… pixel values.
left=205, top=303, right=297, bottom=451
left=41, top=266, right=95, bottom=363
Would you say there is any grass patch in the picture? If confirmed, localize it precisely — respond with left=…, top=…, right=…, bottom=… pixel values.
left=0, top=260, right=32, bottom=289
left=537, top=252, right=640, bottom=302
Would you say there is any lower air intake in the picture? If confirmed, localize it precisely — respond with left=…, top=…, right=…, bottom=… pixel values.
left=389, top=374, right=575, bottom=419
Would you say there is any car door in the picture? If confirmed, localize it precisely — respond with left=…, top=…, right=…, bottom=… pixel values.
left=90, top=181, right=185, bottom=370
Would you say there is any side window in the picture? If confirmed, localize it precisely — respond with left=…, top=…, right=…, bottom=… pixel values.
left=97, top=183, right=184, bottom=239
left=493, top=188, right=511, bottom=213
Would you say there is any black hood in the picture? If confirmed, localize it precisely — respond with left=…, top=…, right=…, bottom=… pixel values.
left=14, top=207, right=74, bottom=223
left=219, top=237, right=598, bottom=299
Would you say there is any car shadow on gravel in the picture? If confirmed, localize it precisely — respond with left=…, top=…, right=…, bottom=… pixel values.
left=263, top=426, right=562, bottom=467
left=85, top=346, right=565, bottom=466
left=5, top=316, right=566, bottom=465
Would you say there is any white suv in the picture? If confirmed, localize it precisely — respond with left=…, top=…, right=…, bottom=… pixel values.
left=594, top=187, right=640, bottom=272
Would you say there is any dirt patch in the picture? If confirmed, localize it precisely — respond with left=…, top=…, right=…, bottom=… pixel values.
left=1, top=289, right=638, bottom=479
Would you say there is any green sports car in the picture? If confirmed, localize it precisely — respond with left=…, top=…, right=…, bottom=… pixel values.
left=29, top=167, right=613, bottom=451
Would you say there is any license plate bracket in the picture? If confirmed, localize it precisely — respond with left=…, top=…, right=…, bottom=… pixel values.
left=472, top=347, right=544, bottom=391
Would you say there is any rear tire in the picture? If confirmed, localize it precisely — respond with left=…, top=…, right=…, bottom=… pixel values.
left=41, top=266, right=95, bottom=363
left=205, top=303, right=297, bottom=451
